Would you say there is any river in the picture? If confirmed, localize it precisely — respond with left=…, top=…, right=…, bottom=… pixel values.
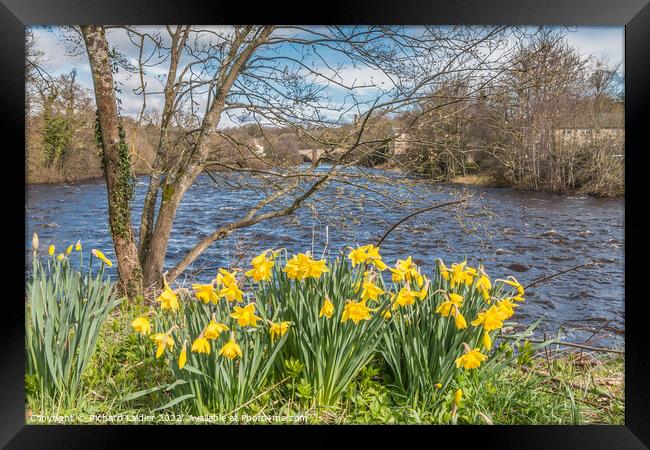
left=25, top=166, right=624, bottom=347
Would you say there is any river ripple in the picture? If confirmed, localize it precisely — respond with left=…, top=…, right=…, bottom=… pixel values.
left=25, top=167, right=624, bottom=347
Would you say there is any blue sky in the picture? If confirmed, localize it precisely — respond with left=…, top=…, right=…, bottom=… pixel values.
left=29, top=26, right=624, bottom=126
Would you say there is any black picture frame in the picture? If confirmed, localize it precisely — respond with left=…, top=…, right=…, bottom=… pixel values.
left=4, top=0, right=649, bottom=447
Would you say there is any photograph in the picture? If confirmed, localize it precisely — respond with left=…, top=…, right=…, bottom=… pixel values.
left=24, top=24, right=626, bottom=426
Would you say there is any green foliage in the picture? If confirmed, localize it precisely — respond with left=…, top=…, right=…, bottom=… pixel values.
left=162, top=184, right=175, bottom=203
left=25, top=248, right=122, bottom=410
left=380, top=261, right=517, bottom=406
left=93, top=112, right=136, bottom=239
left=24, top=247, right=624, bottom=425
left=126, top=294, right=287, bottom=415
left=41, top=113, right=74, bottom=168
left=517, top=340, right=535, bottom=366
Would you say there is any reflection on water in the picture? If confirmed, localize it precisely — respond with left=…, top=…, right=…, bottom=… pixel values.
left=25, top=167, right=624, bottom=346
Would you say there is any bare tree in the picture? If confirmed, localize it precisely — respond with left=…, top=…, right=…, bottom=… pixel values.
left=81, top=25, right=529, bottom=297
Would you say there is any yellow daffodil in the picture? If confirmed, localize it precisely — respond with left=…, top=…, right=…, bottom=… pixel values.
left=364, top=244, right=388, bottom=270
left=396, top=256, right=414, bottom=273
left=215, top=268, right=244, bottom=302
left=48, top=244, right=55, bottom=256
left=393, top=286, right=417, bottom=308
left=319, top=297, right=334, bottom=319
left=191, top=337, right=211, bottom=354
left=219, top=282, right=244, bottom=303
left=178, top=342, right=187, bottom=369
left=389, top=267, right=406, bottom=283
left=306, top=258, right=329, bottom=279
left=341, top=299, right=374, bottom=325
left=471, top=305, right=508, bottom=331
left=454, top=389, right=463, bottom=406
left=476, top=273, right=492, bottom=302
left=283, top=254, right=304, bottom=279
left=65, top=244, right=73, bottom=255
left=219, top=335, right=243, bottom=360
left=204, top=319, right=229, bottom=340
left=482, top=331, right=493, bottom=350
left=454, top=310, right=467, bottom=330
left=435, top=383, right=442, bottom=389
left=348, top=246, right=368, bottom=267
left=500, top=277, right=525, bottom=298
left=230, top=303, right=262, bottom=327
left=132, top=316, right=151, bottom=336
left=436, top=293, right=464, bottom=317
left=269, top=321, right=291, bottom=342
left=192, top=283, right=219, bottom=304
left=497, top=298, right=518, bottom=319
left=283, top=253, right=329, bottom=280
left=75, top=240, right=82, bottom=251
left=348, top=244, right=386, bottom=270
left=455, top=348, right=488, bottom=369
left=437, top=259, right=450, bottom=280
left=382, top=309, right=392, bottom=319
left=151, top=332, right=175, bottom=358
left=156, top=278, right=179, bottom=311
left=394, top=256, right=424, bottom=287
left=91, top=248, right=113, bottom=267
left=245, top=250, right=275, bottom=282
left=358, top=280, right=385, bottom=302
left=464, top=266, right=478, bottom=283
left=216, top=268, right=238, bottom=287
left=449, top=261, right=476, bottom=288
left=57, top=253, right=65, bottom=261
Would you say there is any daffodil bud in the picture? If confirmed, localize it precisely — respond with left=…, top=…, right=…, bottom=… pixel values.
left=32, top=233, right=39, bottom=252
left=454, top=388, right=463, bottom=407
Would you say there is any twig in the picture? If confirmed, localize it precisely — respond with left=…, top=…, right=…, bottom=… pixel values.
left=376, top=199, right=467, bottom=247
left=502, top=336, right=624, bottom=354
left=524, top=262, right=592, bottom=290
left=519, top=366, right=617, bottom=400
left=226, top=377, right=289, bottom=417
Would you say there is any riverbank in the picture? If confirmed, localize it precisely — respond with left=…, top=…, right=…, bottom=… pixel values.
left=26, top=165, right=624, bottom=198
left=25, top=302, right=624, bottom=425
left=449, top=173, right=624, bottom=198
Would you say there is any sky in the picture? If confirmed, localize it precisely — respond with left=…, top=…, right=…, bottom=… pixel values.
left=29, top=26, right=624, bottom=127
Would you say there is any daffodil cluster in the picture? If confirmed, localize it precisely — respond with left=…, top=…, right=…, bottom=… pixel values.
left=283, top=252, right=329, bottom=280
left=132, top=245, right=527, bottom=411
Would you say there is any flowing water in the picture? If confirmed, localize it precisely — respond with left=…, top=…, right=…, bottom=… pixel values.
left=25, top=166, right=625, bottom=347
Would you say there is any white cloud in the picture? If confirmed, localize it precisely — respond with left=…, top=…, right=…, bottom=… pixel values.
left=564, top=27, right=624, bottom=65
left=29, top=25, right=625, bottom=124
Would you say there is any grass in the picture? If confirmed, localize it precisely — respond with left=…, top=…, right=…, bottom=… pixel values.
left=25, top=304, right=624, bottom=425
left=450, top=174, right=498, bottom=187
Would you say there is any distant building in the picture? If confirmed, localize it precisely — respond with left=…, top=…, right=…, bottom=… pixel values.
left=553, top=105, right=624, bottom=148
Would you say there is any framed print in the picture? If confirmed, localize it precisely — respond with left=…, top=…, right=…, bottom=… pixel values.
left=3, top=0, right=649, bottom=447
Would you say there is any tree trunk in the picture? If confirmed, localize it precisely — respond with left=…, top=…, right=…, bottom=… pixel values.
left=140, top=26, right=274, bottom=287
left=81, top=25, right=144, bottom=299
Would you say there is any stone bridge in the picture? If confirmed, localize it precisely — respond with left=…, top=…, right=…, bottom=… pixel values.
left=297, top=148, right=328, bottom=162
